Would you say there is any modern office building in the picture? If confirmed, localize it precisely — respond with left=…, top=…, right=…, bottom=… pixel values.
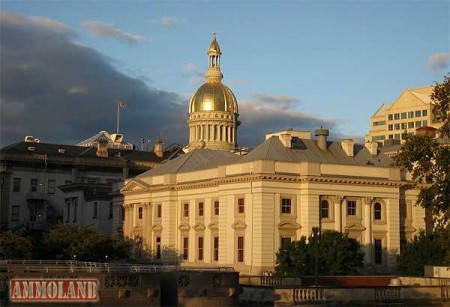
left=366, top=86, right=444, bottom=144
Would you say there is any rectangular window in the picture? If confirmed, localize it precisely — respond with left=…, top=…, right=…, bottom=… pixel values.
left=422, top=120, right=428, bottom=127
left=415, top=110, right=421, bottom=117
left=13, top=178, right=21, bottom=193
left=374, top=239, right=382, bottom=264
left=422, top=109, right=428, bottom=117
left=347, top=200, right=356, bottom=216
left=373, top=120, right=386, bottom=126
left=401, top=112, right=407, bottom=119
left=109, top=202, right=113, bottom=219
left=213, top=236, right=219, bottom=261
left=280, top=237, right=291, bottom=249
left=48, top=179, right=56, bottom=194
left=394, top=123, right=400, bottom=130
left=93, top=202, right=98, bottom=219
left=388, top=114, right=393, bottom=121
left=237, top=198, right=245, bottom=214
left=281, top=198, right=292, bottom=214
left=183, top=203, right=189, bottom=218
left=157, top=204, right=162, bottom=218
left=401, top=122, right=407, bottom=129
left=408, top=111, right=414, bottom=118
left=65, top=180, right=72, bottom=185
left=11, top=205, right=20, bottom=222
left=121, top=207, right=125, bottom=221
left=183, top=237, right=189, bottom=260
left=156, top=237, right=161, bottom=259
left=198, top=202, right=204, bottom=217
left=394, top=134, right=400, bottom=139
left=73, top=198, right=78, bottom=222
left=394, top=113, right=400, bottom=120
left=408, top=122, right=414, bottom=129
left=138, top=207, right=143, bottom=219
left=66, top=199, right=71, bottom=222
left=237, top=236, right=244, bottom=262
left=388, top=124, right=393, bottom=131
left=320, top=200, right=330, bottom=218
left=198, top=237, right=204, bottom=261
left=388, top=134, right=393, bottom=139
left=415, top=121, right=422, bottom=128
left=30, top=179, right=38, bottom=192
left=372, top=135, right=385, bottom=141
left=214, top=201, right=220, bottom=216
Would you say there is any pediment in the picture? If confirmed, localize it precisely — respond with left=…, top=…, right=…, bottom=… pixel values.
left=152, top=223, right=163, bottom=232
left=121, top=179, right=149, bottom=193
left=133, top=226, right=143, bottom=234
left=391, top=91, right=427, bottom=109
left=193, top=222, right=206, bottom=231
left=208, top=222, right=218, bottom=230
left=178, top=223, right=190, bottom=232
left=231, top=221, right=246, bottom=230
left=278, top=221, right=301, bottom=230
left=402, top=223, right=416, bottom=234
left=345, top=223, right=366, bottom=232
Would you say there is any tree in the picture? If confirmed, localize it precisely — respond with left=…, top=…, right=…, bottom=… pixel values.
left=394, top=74, right=450, bottom=227
left=0, top=229, right=32, bottom=259
left=398, top=229, right=450, bottom=276
left=275, top=230, right=364, bottom=276
left=43, top=223, right=132, bottom=261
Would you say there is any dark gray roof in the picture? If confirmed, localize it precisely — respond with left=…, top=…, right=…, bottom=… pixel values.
left=239, top=136, right=392, bottom=167
left=0, top=141, right=175, bottom=163
left=137, top=149, right=240, bottom=176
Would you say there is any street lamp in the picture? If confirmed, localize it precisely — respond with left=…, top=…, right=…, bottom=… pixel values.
left=311, top=227, right=320, bottom=288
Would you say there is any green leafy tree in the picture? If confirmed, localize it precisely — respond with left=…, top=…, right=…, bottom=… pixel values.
left=43, top=223, right=132, bottom=261
left=394, top=74, right=450, bottom=227
left=398, top=228, right=450, bottom=276
left=275, top=230, right=364, bottom=276
left=0, top=229, right=32, bottom=259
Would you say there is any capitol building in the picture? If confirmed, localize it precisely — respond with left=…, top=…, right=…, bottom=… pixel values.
left=119, top=36, right=426, bottom=274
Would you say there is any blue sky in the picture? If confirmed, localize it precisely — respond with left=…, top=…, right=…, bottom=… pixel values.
left=0, top=0, right=448, bottom=147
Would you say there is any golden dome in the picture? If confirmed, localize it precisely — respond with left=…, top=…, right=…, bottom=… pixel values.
left=189, top=82, right=238, bottom=113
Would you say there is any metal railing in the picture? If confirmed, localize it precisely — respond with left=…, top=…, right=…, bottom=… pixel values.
left=0, top=260, right=234, bottom=274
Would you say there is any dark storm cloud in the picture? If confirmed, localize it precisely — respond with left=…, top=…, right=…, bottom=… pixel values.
left=0, top=11, right=187, bottom=147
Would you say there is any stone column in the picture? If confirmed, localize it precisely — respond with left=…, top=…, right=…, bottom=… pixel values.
left=363, top=197, right=373, bottom=265
left=341, top=197, right=347, bottom=232
left=334, top=196, right=343, bottom=232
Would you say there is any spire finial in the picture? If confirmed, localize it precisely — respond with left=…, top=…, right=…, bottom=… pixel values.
left=213, top=32, right=216, bottom=40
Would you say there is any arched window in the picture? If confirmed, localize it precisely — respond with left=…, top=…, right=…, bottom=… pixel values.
left=374, top=202, right=382, bottom=220
left=320, top=200, right=329, bottom=219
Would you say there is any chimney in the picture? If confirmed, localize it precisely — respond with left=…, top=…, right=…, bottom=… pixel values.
left=314, top=128, right=329, bottom=150
left=96, top=137, right=108, bottom=158
left=278, top=133, right=292, bottom=148
left=365, top=141, right=378, bottom=156
left=341, top=139, right=354, bottom=157
left=154, top=139, right=164, bottom=158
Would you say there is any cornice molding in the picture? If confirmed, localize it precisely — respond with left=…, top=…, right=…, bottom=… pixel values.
left=130, top=173, right=408, bottom=194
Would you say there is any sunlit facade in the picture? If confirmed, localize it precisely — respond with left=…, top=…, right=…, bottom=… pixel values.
left=121, top=36, right=426, bottom=274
